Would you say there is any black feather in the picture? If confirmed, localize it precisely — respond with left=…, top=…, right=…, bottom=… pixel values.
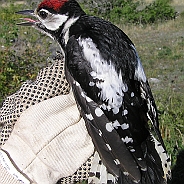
left=66, top=37, right=141, bottom=182
left=64, top=5, right=170, bottom=184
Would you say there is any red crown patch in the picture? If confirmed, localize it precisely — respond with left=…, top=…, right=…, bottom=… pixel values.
left=38, top=0, right=68, bottom=12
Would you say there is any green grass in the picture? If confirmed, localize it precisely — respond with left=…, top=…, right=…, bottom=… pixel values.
left=0, top=0, right=184, bottom=171
left=121, top=18, right=184, bottom=163
left=0, top=1, right=53, bottom=104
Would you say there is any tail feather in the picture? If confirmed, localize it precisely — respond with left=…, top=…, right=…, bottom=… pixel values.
left=152, top=136, right=171, bottom=180
left=88, top=135, right=170, bottom=184
left=139, top=135, right=170, bottom=184
left=88, top=151, right=117, bottom=184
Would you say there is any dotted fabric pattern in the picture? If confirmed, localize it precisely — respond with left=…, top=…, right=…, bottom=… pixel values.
left=0, top=54, right=70, bottom=146
left=57, top=157, right=93, bottom=184
left=0, top=53, right=93, bottom=184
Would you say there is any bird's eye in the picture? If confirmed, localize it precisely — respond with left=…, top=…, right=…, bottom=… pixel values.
left=38, top=10, right=48, bottom=19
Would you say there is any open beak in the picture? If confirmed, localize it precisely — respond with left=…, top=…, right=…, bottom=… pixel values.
left=16, top=10, right=39, bottom=26
left=16, top=9, right=52, bottom=39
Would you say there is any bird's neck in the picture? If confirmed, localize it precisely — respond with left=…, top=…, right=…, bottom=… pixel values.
left=63, top=16, right=80, bottom=45
left=55, top=16, right=80, bottom=53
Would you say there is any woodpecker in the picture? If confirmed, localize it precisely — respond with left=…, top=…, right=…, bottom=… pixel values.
left=17, top=0, right=171, bottom=183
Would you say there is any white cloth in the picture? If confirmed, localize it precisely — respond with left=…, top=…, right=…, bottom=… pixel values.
left=0, top=91, right=94, bottom=184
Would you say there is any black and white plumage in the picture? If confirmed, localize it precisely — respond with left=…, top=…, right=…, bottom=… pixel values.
left=17, top=0, right=171, bottom=183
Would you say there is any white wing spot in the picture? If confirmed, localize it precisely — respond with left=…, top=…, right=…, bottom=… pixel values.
left=101, top=103, right=107, bottom=110
left=123, top=172, right=129, bottom=176
left=95, top=107, right=103, bottom=117
left=86, top=114, right=94, bottom=120
left=75, top=81, right=80, bottom=86
left=86, top=96, right=92, bottom=102
left=90, top=71, right=97, bottom=78
left=141, top=167, right=147, bottom=171
left=112, top=120, right=121, bottom=129
left=112, top=107, right=119, bottom=114
left=114, top=159, right=120, bottom=165
left=133, top=180, right=140, bottom=183
left=89, top=81, right=95, bottom=86
left=130, top=149, right=135, bottom=152
left=131, top=92, right=135, bottom=97
left=106, top=144, right=112, bottom=151
left=123, top=109, right=128, bottom=116
left=121, top=123, right=129, bottom=130
left=106, top=122, right=114, bottom=132
left=122, top=84, right=128, bottom=92
left=122, top=136, right=133, bottom=144
left=106, top=105, right=112, bottom=111
left=99, top=130, right=103, bottom=136
left=81, top=92, right=86, bottom=98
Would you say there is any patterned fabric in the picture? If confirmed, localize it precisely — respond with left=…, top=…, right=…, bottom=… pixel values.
left=58, top=157, right=93, bottom=184
left=0, top=53, right=94, bottom=184
left=0, top=53, right=70, bottom=146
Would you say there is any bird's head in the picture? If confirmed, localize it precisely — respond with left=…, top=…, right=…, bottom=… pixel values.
left=16, top=0, right=85, bottom=41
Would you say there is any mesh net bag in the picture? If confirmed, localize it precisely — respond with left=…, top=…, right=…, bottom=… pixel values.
left=0, top=53, right=93, bottom=184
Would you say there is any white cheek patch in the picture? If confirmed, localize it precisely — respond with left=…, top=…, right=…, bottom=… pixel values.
left=78, top=37, right=127, bottom=113
left=39, top=14, right=68, bottom=31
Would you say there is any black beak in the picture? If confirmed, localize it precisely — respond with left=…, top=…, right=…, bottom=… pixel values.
left=16, top=10, right=35, bottom=16
left=16, top=10, right=38, bottom=26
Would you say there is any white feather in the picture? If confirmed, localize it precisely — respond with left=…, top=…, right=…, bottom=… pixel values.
left=78, top=37, right=127, bottom=114
left=152, top=135, right=171, bottom=180
left=131, top=44, right=147, bottom=83
left=88, top=151, right=117, bottom=184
